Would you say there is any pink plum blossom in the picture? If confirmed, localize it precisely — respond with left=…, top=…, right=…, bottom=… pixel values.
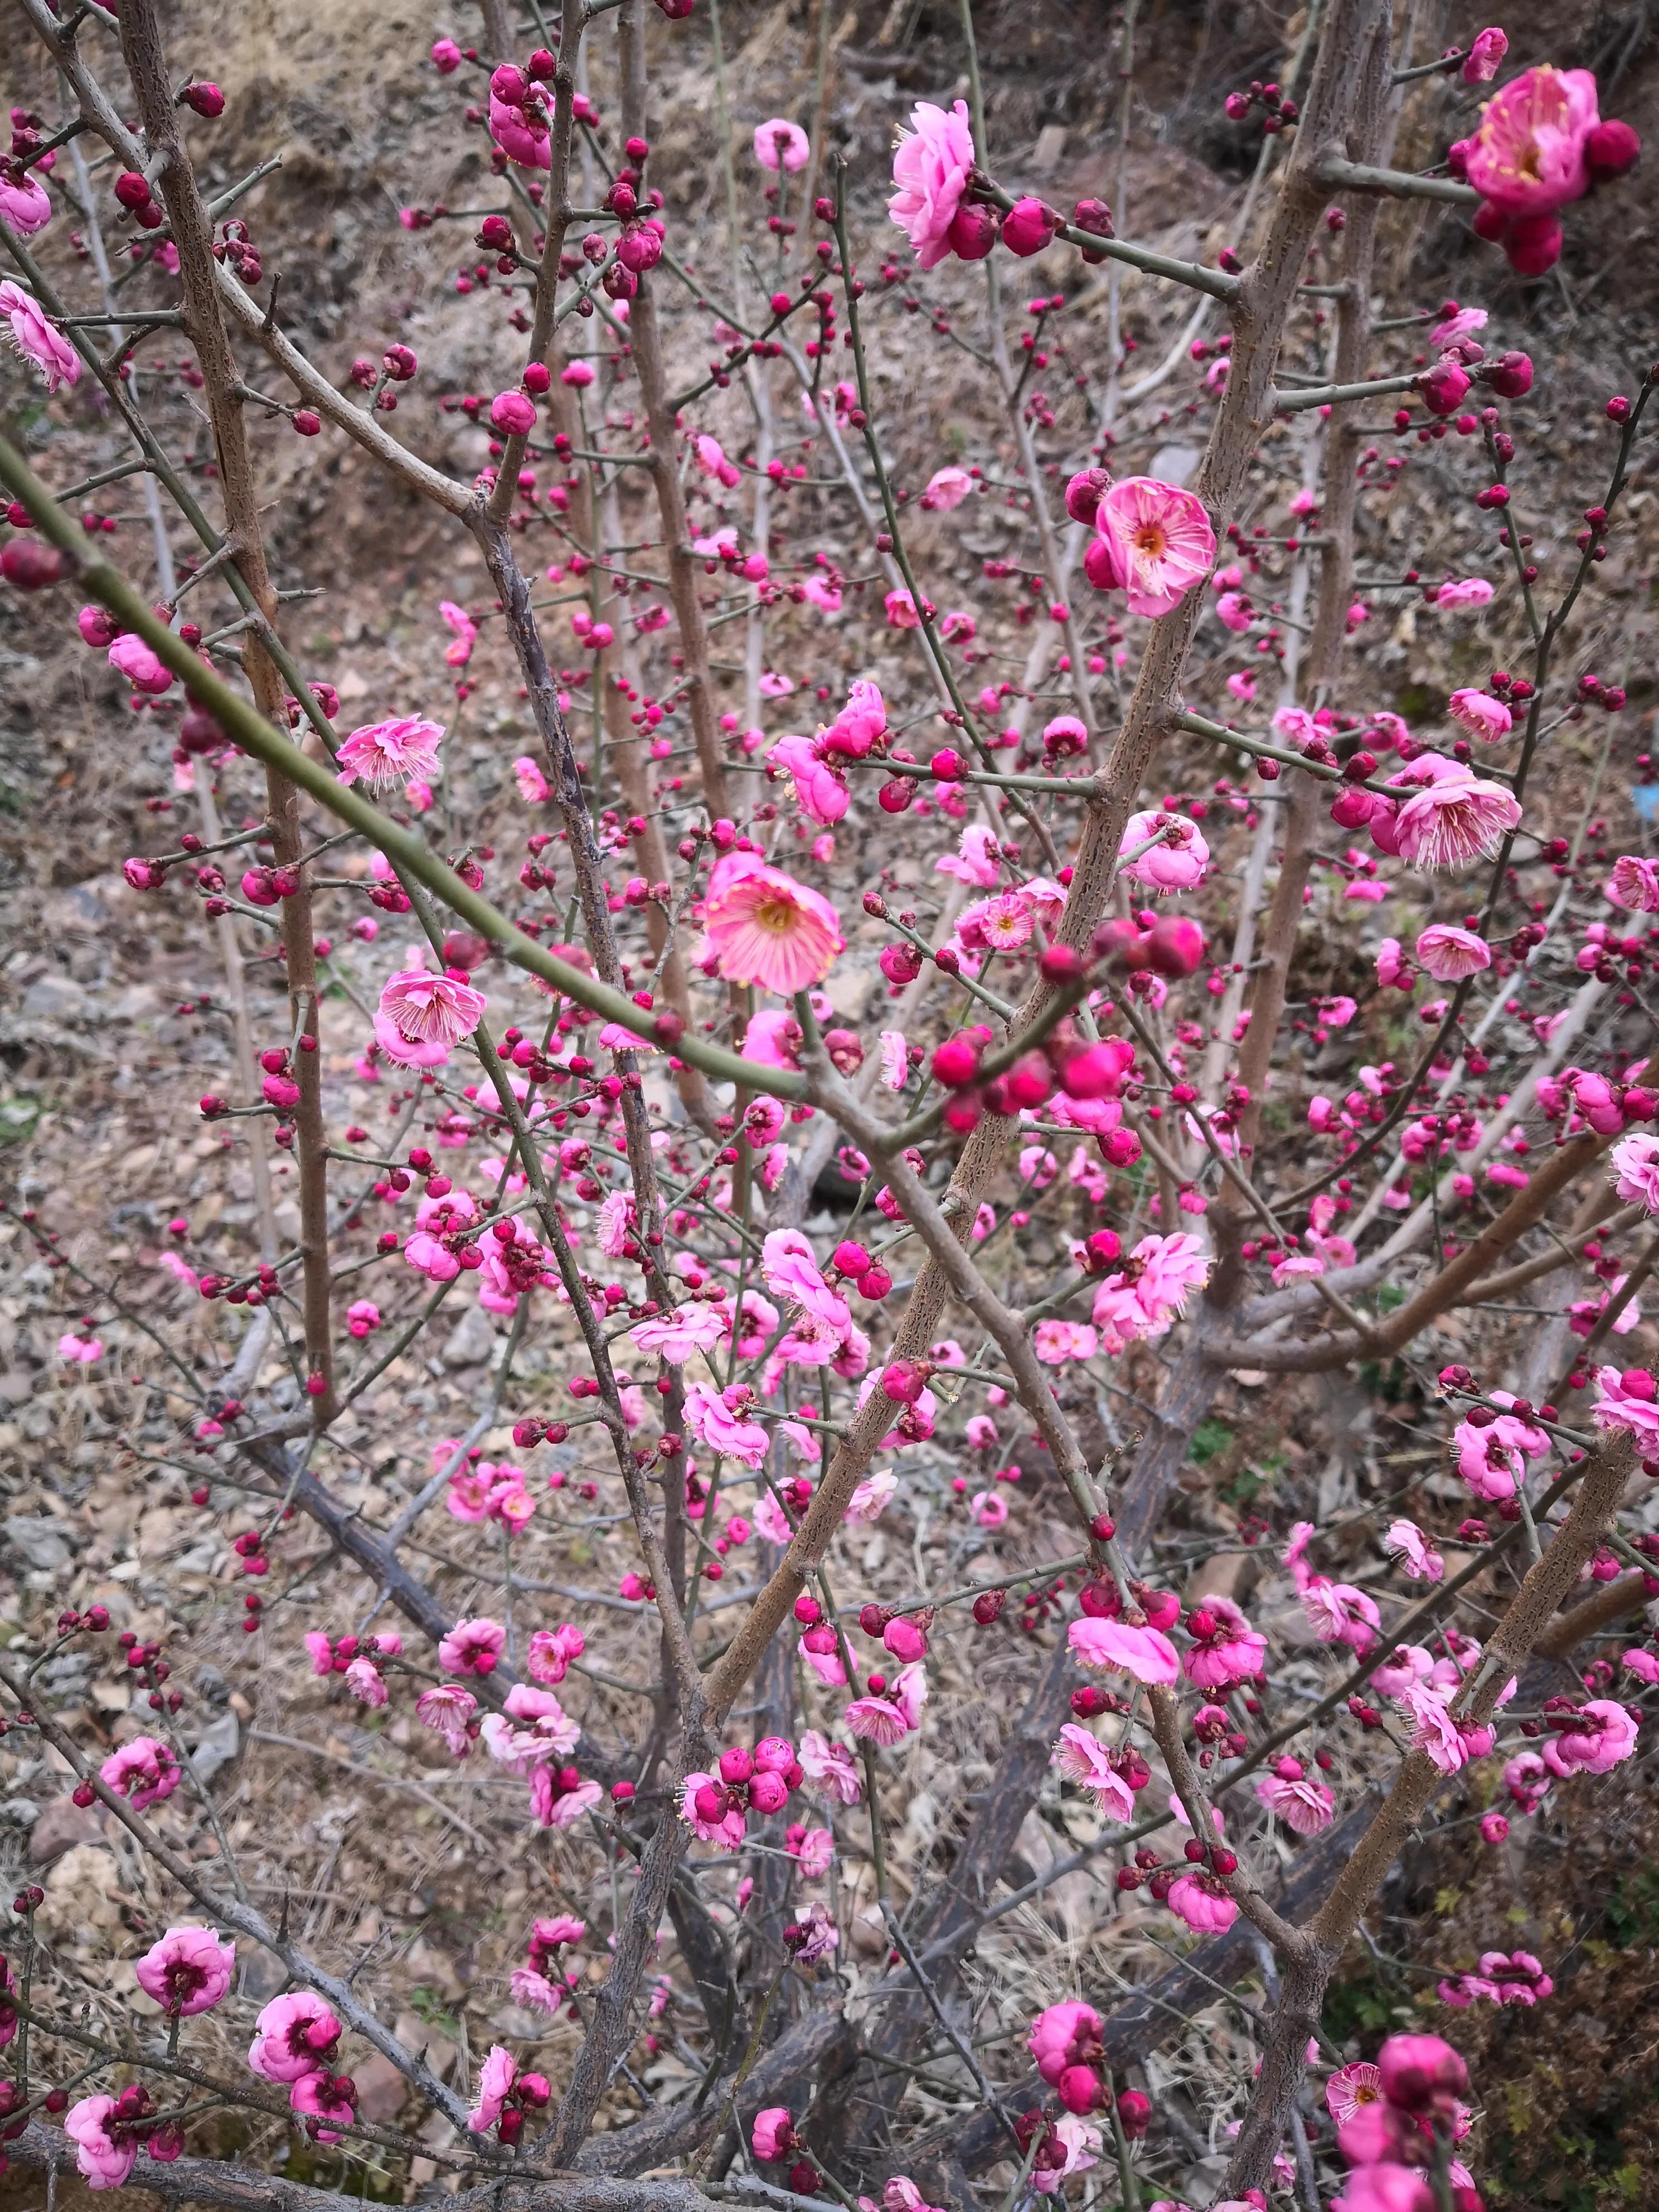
left=701, top=851, right=845, bottom=993
left=1068, top=1618, right=1180, bottom=1684
left=63, top=2097, right=139, bottom=2190
left=1415, top=923, right=1491, bottom=981
left=135, top=1925, right=236, bottom=2016
left=247, top=1990, right=342, bottom=2083
left=754, top=119, right=810, bottom=171
left=1118, top=809, right=1210, bottom=891
left=375, top=969, right=486, bottom=1068
left=1051, top=1725, right=1136, bottom=1821
left=337, top=715, right=445, bottom=788
left=1465, top=65, right=1600, bottom=218
left=1094, top=478, right=1216, bottom=618
left=100, top=1736, right=181, bottom=1812
left=0, top=279, right=80, bottom=392
left=887, top=100, right=977, bottom=269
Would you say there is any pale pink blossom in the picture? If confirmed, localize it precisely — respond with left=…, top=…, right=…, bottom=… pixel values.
left=109, top=632, right=174, bottom=694
left=58, top=1332, right=104, bottom=1362
left=0, top=279, right=80, bottom=392
left=1395, top=1683, right=1494, bottom=1774
left=514, top=753, right=551, bottom=803
left=64, top=2098, right=139, bottom=2190
left=375, top=968, right=486, bottom=1068
left=416, top=1682, right=477, bottom=1755
left=1609, top=854, right=1659, bottom=912
left=1034, top=1318, right=1098, bottom=1364
left=798, top=1728, right=863, bottom=1803
left=1391, top=757, right=1522, bottom=871
left=1182, top=1596, right=1266, bottom=1689
left=630, top=1298, right=730, bottom=1364
left=469, top=2045, right=518, bottom=2133
left=1032, top=2115, right=1102, bottom=2194
left=1326, top=2061, right=1385, bottom=2126
left=754, top=118, right=810, bottom=171
left=1068, top=1617, right=1180, bottom=1684
left=337, top=715, right=445, bottom=788
left=248, top=1991, right=342, bottom=2083
left=1029, top=1999, right=1102, bottom=2086
left=1385, top=1519, right=1445, bottom=1581
left=1416, top=923, right=1491, bottom=981
left=1167, top=1871, right=1238, bottom=1933
left=0, top=172, right=53, bottom=236
left=135, top=1925, right=235, bottom=2017
left=921, top=464, right=973, bottom=510
left=1612, top=1131, right=1659, bottom=1212
left=1051, top=1725, right=1136, bottom=1821
left=701, top=851, right=844, bottom=993
left=1119, top=808, right=1210, bottom=890
left=1095, top=477, right=1216, bottom=619
left=887, top=100, right=977, bottom=269
left=935, top=822, right=1003, bottom=887
left=683, top=1380, right=772, bottom=1469
left=1447, top=687, right=1512, bottom=741
left=1433, top=575, right=1495, bottom=609
left=1254, top=1765, right=1335, bottom=1835
left=344, top=1655, right=387, bottom=1705
left=768, top=731, right=850, bottom=825
left=879, top=1029, right=909, bottom=1089
left=1541, top=1697, right=1638, bottom=1775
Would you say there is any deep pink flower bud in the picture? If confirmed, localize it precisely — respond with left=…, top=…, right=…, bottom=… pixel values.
left=1083, top=531, right=1128, bottom=591
left=1483, top=348, right=1533, bottom=399
left=1058, top=2065, right=1101, bottom=2115
left=749, top=1769, right=788, bottom=1814
left=1586, top=119, right=1642, bottom=183
left=1001, top=197, right=1058, bottom=256
left=491, top=64, right=529, bottom=104
left=947, top=202, right=997, bottom=260
left=78, top=604, right=118, bottom=647
left=1117, top=2089, right=1151, bottom=2139
left=932, top=1037, right=981, bottom=1088
left=1064, top=467, right=1112, bottom=525
left=1099, top=1127, right=1142, bottom=1167
left=1059, top=1042, right=1125, bottom=1100
left=1502, top=213, right=1563, bottom=277
left=754, top=1735, right=795, bottom=1773
left=183, top=81, right=226, bottom=118
left=1418, top=360, right=1471, bottom=416
left=1, top=538, right=66, bottom=591
left=1376, top=2032, right=1468, bottom=2115
left=881, top=1361, right=926, bottom=1405
left=431, top=37, right=463, bottom=71
left=719, top=1744, right=755, bottom=1784
left=1071, top=197, right=1114, bottom=263
left=1144, top=917, right=1206, bottom=977
left=833, top=1240, right=871, bottom=1276
left=491, top=390, right=537, bottom=434
left=930, top=747, right=967, bottom=780
left=857, top=1265, right=892, bottom=1299
left=618, top=222, right=664, bottom=273
left=693, top=1782, right=729, bottom=1824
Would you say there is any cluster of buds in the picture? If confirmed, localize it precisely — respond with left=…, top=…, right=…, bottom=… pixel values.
left=687, top=1739, right=804, bottom=1837
left=1223, top=80, right=1299, bottom=132
left=55, top=1604, right=111, bottom=1636
left=826, top=1238, right=892, bottom=1303
left=212, top=217, right=261, bottom=285
left=113, top=167, right=165, bottom=230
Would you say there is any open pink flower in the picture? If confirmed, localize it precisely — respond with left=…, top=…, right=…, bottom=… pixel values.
left=64, top=2097, right=139, bottom=2190
left=1589, top=1365, right=1659, bottom=1449
left=1068, top=1617, right=1180, bottom=1684
left=798, top=1728, right=863, bottom=1803
left=438, top=1616, right=507, bottom=1676
left=248, top=1990, right=342, bottom=2083
left=1466, top=65, right=1600, bottom=217
left=768, top=731, right=850, bottom=825
left=1167, top=1872, right=1237, bottom=1933
left=888, top=100, right=977, bottom=269
left=1612, top=1131, right=1659, bottom=1213
left=1434, top=575, right=1494, bottom=609
left=1609, top=854, right=1659, bottom=912
left=753, top=118, right=810, bottom=171
left=337, top=715, right=445, bottom=788
left=1029, top=1999, right=1103, bottom=2086
left=1327, top=2061, right=1385, bottom=2126
left=1182, top=1597, right=1265, bottom=1689
left=1385, top=1519, right=1444, bottom=1581
left=1051, top=1725, right=1136, bottom=1821
left=701, top=851, right=844, bottom=993
left=135, top=1925, right=236, bottom=2017
left=1095, top=478, right=1215, bottom=618
left=0, top=279, right=80, bottom=392
left=375, top=968, right=486, bottom=1068
left=752, top=2107, right=797, bottom=2162
left=1302, top=1576, right=1380, bottom=1653
left=1254, top=1760, right=1335, bottom=1835
left=416, top=1682, right=477, bottom=1754
left=682, top=1379, right=772, bottom=1469
left=439, top=600, right=476, bottom=665
left=1463, top=26, right=1508, bottom=83
left=100, top=1735, right=181, bottom=1812
left=1119, top=808, right=1210, bottom=891
left=469, top=2045, right=518, bottom=2133
left=1391, top=759, right=1521, bottom=870
left=1416, top=924, right=1491, bottom=981
left=1448, top=687, right=1511, bottom=741
left=922, top=464, right=973, bottom=511
left=1542, top=1697, right=1638, bottom=1774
